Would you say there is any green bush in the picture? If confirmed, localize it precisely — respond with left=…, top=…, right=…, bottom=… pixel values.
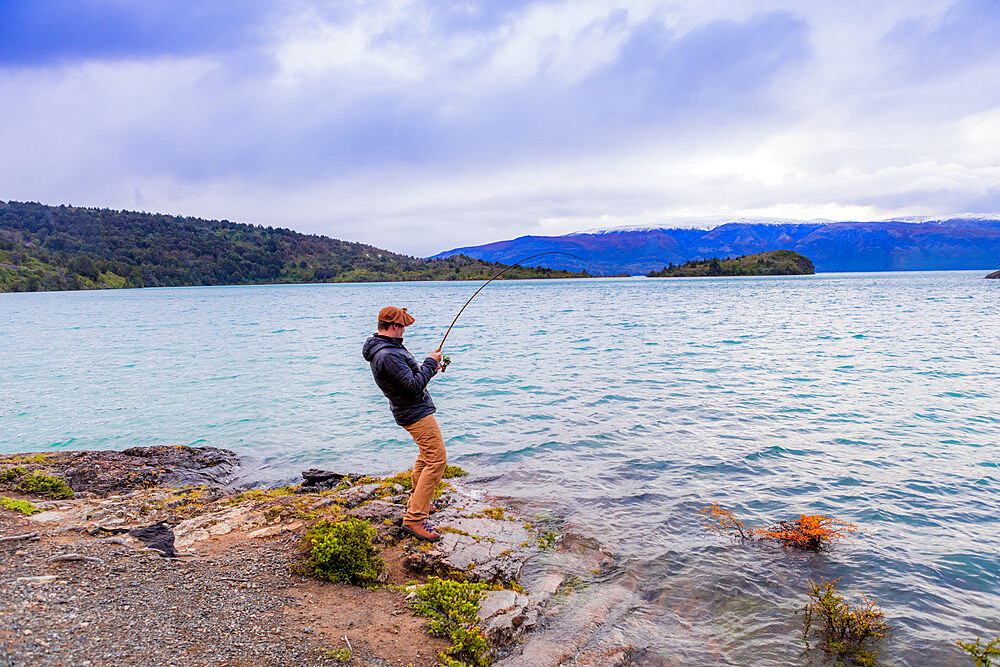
left=0, top=466, right=27, bottom=482
left=442, top=465, right=468, bottom=479
left=0, top=467, right=74, bottom=499
left=300, top=518, right=385, bottom=587
left=0, top=495, right=41, bottom=515
left=803, top=578, right=891, bottom=666
left=410, top=577, right=490, bottom=667
left=958, top=636, right=1000, bottom=667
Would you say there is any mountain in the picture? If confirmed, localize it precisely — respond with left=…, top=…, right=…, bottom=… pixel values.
left=432, top=216, right=1000, bottom=273
left=647, top=250, right=815, bottom=277
left=0, top=201, right=591, bottom=292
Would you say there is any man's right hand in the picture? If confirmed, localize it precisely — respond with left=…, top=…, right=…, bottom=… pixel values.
left=429, top=349, right=443, bottom=368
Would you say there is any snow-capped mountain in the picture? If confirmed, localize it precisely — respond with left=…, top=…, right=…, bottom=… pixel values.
left=431, top=217, right=1000, bottom=274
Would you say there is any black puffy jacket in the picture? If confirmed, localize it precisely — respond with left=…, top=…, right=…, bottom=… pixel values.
left=362, top=334, right=438, bottom=426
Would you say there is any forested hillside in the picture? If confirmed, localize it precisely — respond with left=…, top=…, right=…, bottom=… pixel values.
left=0, top=201, right=590, bottom=292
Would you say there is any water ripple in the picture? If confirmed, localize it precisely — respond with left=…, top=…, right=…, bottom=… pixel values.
left=2, top=272, right=998, bottom=665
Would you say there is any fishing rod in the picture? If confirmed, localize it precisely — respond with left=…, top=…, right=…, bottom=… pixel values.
left=437, top=252, right=595, bottom=369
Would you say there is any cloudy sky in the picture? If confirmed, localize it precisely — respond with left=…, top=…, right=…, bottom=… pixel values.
left=2, top=1, right=999, bottom=255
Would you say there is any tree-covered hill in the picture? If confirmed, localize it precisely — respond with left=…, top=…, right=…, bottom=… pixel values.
left=0, top=201, right=592, bottom=292
left=646, top=250, right=815, bottom=277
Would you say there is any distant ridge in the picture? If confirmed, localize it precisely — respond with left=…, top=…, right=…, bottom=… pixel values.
left=432, top=216, right=1000, bottom=274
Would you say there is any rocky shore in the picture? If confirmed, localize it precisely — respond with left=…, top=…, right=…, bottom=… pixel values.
left=0, top=447, right=633, bottom=667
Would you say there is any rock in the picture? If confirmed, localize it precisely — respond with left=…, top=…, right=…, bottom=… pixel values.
left=299, top=469, right=364, bottom=491
left=128, top=522, right=178, bottom=557
left=307, top=497, right=339, bottom=511
left=530, top=573, right=565, bottom=601
left=404, top=513, right=537, bottom=583
left=247, top=526, right=284, bottom=539
left=347, top=500, right=404, bottom=523
left=987, top=269, right=1000, bottom=279
left=0, top=532, right=39, bottom=543
left=493, top=584, right=634, bottom=667
left=338, top=484, right=381, bottom=508
left=47, top=554, right=105, bottom=564
left=15, top=575, right=58, bottom=585
left=0, top=445, right=239, bottom=497
left=478, top=590, right=519, bottom=621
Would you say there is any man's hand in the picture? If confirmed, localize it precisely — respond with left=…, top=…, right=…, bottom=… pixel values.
left=429, top=348, right=443, bottom=369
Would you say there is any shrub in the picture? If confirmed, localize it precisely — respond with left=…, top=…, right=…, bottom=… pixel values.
left=756, top=515, right=858, bottom=549
left=803, top=578, right=891, bottom=666
left=958, top=636, right=1000, bottom=667
left=0, top=466, right=27, bottom=482
left=299, top=518, right=385, bottom=587
left=0, top=467, right=74, bottom=499
left=410, top=577, right=490, bottom=666
left=699, top=502, right=754, bottom=540
left=699, top=502, right=857, bottom=550
left=1, top=495, right=41, bottom=515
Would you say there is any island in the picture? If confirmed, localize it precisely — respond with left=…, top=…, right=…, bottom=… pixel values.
left=987, top=270, right=1000, bottom=279
left=646, top=249, right=815, bottom=277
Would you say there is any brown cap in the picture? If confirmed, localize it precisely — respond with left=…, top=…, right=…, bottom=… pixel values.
left=378, top=306, right=415, bottom=327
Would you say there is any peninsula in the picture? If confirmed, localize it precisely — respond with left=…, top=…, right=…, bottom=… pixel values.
left=646, top=249, right=815, bottom=277
left=0, top=201, right=592, bottom=293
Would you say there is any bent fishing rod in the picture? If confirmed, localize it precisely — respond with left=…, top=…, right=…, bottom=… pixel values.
left=436, top=252, right=595, bottom=367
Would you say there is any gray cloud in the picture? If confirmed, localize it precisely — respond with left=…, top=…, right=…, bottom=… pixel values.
left=1, top=1, right=998, bottom=256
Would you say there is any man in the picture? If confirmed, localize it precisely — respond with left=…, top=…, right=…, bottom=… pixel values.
left=362, top=306, right=445, bottom=541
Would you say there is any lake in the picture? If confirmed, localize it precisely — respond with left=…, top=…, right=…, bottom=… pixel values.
left=2, top=272, right=998, bottom=664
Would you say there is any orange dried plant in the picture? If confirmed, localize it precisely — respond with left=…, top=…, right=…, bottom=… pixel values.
left=698, top=501, right=757, bottom=541
left=699, top=503, right=859, bottom=551
left=757, top=515, right=858, bottom=550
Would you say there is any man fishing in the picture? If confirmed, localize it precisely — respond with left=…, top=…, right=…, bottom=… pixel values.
left=362, top=306, right=445, bottom=542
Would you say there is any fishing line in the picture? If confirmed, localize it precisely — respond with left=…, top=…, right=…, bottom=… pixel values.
left=438, top=251, right=597, bottom=352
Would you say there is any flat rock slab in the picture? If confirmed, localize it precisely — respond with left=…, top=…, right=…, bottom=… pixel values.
left=404, top=499, right=539, bottom=583
left=1, top=446, right=238, bottom=497
left=347, top=500, right=405, bottom=523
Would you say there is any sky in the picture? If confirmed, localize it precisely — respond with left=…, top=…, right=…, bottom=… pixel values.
left=2, top=0, right=999, bottom=256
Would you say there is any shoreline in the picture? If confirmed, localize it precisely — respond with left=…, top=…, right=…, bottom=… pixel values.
left=0, top=446, right=619, bottom=666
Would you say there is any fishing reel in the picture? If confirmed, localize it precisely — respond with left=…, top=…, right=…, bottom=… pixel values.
left=440, top=355, right=451, bottom=372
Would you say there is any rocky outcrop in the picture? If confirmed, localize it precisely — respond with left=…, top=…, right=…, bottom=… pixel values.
left=3, top=449, right=625, bottom=663
left=987, top=270, right=1000, bottom=279
left=0, top=446, right=238, bottom=497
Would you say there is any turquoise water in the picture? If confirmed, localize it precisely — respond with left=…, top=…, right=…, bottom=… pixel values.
left=2, top=272, right=998, bottom=664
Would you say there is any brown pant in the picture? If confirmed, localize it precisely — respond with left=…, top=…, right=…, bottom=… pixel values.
left=402, top=414, right=447, bottom=524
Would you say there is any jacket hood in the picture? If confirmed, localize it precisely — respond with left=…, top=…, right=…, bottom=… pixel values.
left=362, top=334, right=402, bottom=361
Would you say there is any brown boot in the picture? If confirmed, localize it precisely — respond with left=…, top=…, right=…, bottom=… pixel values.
left=402, top=521, right=441, bottom=542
